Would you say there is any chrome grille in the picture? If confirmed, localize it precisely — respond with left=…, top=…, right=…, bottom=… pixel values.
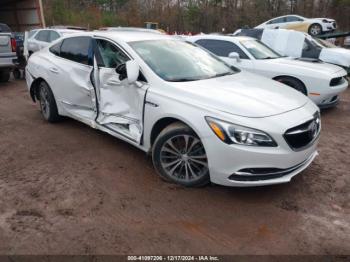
left=284, top=112, right=321, bottom=151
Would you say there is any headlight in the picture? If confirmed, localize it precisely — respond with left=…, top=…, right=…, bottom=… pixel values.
left=205, top=117, right=277, bottom=147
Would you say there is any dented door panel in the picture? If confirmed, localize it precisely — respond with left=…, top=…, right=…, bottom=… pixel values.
left=96, top=67, right=147, bottom=143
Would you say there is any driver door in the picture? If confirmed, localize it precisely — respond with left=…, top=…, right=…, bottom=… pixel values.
left=93, top=38, right=148, bottom=143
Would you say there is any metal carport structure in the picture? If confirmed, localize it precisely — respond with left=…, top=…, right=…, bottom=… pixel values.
left=0, top=0, right=45, bottom=31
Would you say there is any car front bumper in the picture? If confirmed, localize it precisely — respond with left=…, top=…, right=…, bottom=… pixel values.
left=204, top=136, right=318, bottom=187
left=310, top=79, right=348, bottom=108
left=322, top=22, right=337, bottom=32
left=318, top=95, right=340, bottom=109
left=202, top=103, right=320, bottom=187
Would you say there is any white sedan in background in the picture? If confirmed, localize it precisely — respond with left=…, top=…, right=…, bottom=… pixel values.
left=26, top=31, right=320, bottom=187
left=27, top=28, right=80, bottom=55
left=255, top=15, right=337, bottom=36
left=189, top=35, right=348, bottom=108
left=234, top=29, right=350, bottom=75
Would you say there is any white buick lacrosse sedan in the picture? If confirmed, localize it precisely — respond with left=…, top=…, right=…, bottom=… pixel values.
left=26, top=31, right=321, bottom=187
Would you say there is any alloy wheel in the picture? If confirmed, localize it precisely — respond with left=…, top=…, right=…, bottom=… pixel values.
left=40, top=85, right=50, bottom=120
left=310, top=24, right=322, bottom=36
left=160, top=135, right=208, bottom=183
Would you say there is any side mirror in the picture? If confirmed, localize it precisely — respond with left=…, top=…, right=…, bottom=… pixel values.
left=228, top=52, right=241, bottom=62
left=126, top=60, right=140, bottom=84
left=116, top=60, right=140, bottom=84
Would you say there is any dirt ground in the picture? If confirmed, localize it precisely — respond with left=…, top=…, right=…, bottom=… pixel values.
left=0, top=79, right=349, bottom=255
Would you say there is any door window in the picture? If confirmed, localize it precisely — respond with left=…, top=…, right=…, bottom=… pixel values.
left=286, top=16, right=304, bottom=22
left=96, top=39, right=130, bottom=68
left=28, top=30, right=38, bottom=38
left=267, top=17, right=286, bottom=24
left=35, top=30, right=50, bottom=42
left=49, top=31, right=60, bottom=42
left=195, top=39, right=249, bottom=59
left=60, top=36, right=91, bottom=65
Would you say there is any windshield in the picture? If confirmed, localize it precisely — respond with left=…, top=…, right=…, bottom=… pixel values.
left=130, top=40, right=238, bottom=82
left=240, top=39, right=281, bottom=59
left=28, top=30, right=38, bottom=39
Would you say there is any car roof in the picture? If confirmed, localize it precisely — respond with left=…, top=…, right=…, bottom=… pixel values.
left=34, top=28, right=82, bottom=33
left=31, top=28, right=84, bottom=37
left=267, top=14, right=305, bottom=20
left=190, top=34, right=254, bottom=42
left=49, top=25, right=87, bottom=31
left=99, top=27, right=162, bottom=34
left=60, top=31, right=175, bottom=43
left=55, top=29, right=83, bottom=34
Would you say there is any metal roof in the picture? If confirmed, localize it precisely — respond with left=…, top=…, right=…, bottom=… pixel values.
left=0, top=0, right=45, bottom=31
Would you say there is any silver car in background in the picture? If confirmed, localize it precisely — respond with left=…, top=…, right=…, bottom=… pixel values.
left=0, top=23, right=16, bottom=82
left=27, top=28, right=80, bottom=55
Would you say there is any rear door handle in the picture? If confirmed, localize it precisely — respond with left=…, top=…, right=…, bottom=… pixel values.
left=49, top=68, right=59, bottom=74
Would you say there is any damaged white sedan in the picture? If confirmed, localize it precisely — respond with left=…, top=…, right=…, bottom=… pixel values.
left=26, top=32, right=320, bottom=187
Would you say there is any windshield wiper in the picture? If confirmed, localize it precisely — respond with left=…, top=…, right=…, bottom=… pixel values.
left=168, top=72, right=233, bottom=82
left=168, top=78, right=198, bottom=82
left=262, top=56, right=279, bottom=60
left=215, top=72, right=234, bottom=77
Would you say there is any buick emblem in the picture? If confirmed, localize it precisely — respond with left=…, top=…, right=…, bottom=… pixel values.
left=309, top=118, right=319, bottom=139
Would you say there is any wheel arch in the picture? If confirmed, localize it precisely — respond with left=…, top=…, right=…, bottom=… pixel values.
left=29, top=77, right=47, bottom=102
left=273, top=75, right=308, bottom=94
left=308, top=23, right=323, bottom=35
left=149, top=117, right=199, bottom=149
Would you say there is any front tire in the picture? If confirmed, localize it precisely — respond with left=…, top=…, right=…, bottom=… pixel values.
left=39, top=81, right=61, bottom=123
left=308, top=23, right=322, bottom=36
left=152, top=123, right=210, bottom=187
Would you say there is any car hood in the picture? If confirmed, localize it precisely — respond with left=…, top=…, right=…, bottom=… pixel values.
left=319, top=48, right=350, bottom=68
left=262, top=57, right=345, bottom=74
left=169, top=71, right=309, bottom=118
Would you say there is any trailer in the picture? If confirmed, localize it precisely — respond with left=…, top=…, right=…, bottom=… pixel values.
left=0, top=0, right=45, bottom=31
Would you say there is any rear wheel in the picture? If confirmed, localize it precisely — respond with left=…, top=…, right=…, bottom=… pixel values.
left=308, top=23, right=322, bottom=36
left=0, top=70, right=10, bottom=83
left=39, top=81, right=61, bottom=123
left=152, top=123, right=210, bottom=187
left=275, top=77, right=307, bottom=96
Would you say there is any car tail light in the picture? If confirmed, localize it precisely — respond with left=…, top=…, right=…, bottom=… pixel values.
left=11, top=38, right=17, bottom=52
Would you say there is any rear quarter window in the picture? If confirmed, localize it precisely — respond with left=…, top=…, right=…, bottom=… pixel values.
left=35, top=30, right=50, bottom=42
left=49, top=31, right=60, bottom=42
left=49, top=41, right=62, bottom=56
left=60, top=36, right=91, bottom=65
